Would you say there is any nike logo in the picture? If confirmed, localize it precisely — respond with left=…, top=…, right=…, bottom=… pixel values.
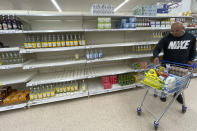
left=168, top=40, right=190, bottom=49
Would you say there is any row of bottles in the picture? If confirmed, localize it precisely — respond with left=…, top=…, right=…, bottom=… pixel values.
left=24, top=34, right=85, bottom=49
left=0, top=52, right=24, bottom=65
left=86, top=49, right=103, bottom=60
left=0, top=15, right=23, bottom=30
left=131, top=44, right=155, bottom=54
left=152, top=31, right=169, bottom=39
left=29, top=80, right=87, bottom=100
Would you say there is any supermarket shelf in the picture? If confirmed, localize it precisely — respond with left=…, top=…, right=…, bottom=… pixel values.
left=0, top=72, right=36, bottom=86
left=0, top=103, right=27, bottom=112
left=24, top=29, right=84, bottom=34
left=0, top=30, right=24, bottom=34
left=87, top=53, right=161, bottom=64
left=0, top=63, right=23, bottom=70
left=20, top=46, right=86, bottom=53
left=88, top=78, right=136, bottom=96
left=26, top=69, right=86, bottom=86
left=86, top=41, right=157, bottom=49
left=23, top=59, right=86, bottom=69
left=0, top=47, right=20, bottom=52
left=28, top=91, right=88, bottom=106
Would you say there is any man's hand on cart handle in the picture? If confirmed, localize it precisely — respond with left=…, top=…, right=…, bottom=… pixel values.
left=154, top=57, right=160, bottom=65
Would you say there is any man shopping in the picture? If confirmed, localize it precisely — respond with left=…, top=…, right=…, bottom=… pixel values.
left=153, top=22, right=196, bottom=103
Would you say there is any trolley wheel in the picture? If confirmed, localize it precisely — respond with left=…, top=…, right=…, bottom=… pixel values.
left=154, top=121, right=159, bottom=130
left=154, top=93, right=158, bottom=97
left=137, top=107, right=141, bottom=116
left=182, top=105, right=187, bottom=113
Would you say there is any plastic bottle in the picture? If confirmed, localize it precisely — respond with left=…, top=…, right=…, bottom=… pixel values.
left=82, top=80, right=86, bottom=92
left=52, top=35, right=57, bottom=47
left=74, top=81, right=78, bottom=91
left=42, top=85, right=47, bottom=98
left=81, top=34, right=86, bottom=46
left=12, top=15, right=17, bottom=30
left=7, top=15, right=13, bottom=30
left=38, top=86, right=43, bottom=99
left=33, top=87, right=38, bottom=99
left=78, top=34, right=82, bottom=46
left=94, top=49, right=98, bottom=59
left=74, top=34, right=78, bottom=46
left=50, top=85, right=55, bottom=97
left=99, top=49, right=103, bottom=59
left=70, top=34, right=74, bottom=47
left=32, top=36, right=37, bottom=49
left=90, top=49, right=94, bottom=60
left=2, top=15, right=8, bottom=30
left=48, top=35, right=53, bottom=48
left=24, top=37, right=28, bottom=49
left=36, top=36, right=41, bottom=48
left=86, top=50, right=90, bottom=60
left=46, top=85, right=51, bottom=97
left=44, top=35, right=48, bottom=48
left=29, top=87, right=34, bottom=100
left=41, top=35, right=45, bottom=48
left=61, top=35, right=66, bottom=47
left=56, top=35, right=62, bottom=47
left=66, top=34, right=70, bottom=47
left=28, top=36, right=33, bottom=49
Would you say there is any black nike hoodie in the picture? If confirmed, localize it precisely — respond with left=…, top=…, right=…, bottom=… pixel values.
left=153, top=32, right=196, bottom=64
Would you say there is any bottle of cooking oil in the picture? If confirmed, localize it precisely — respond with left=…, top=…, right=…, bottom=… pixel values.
left=32, top=36, right=37, bottom=49
left=41, top=35, right=45, bottom=48
left=36, top=36, right=41, bottom=48
left=61, top=34, right=66, bottom=47
left=78, top=34, right=82, bottom=46
left=81, top=34, right=86, bottom=46
left=66, top=81, right=71, bottom=92
left=52, top=35, right=57, bottom=47
left=50, top=84, right=55, bottom=97
left=27, top=36, right=33, bottom=49
left=29, top=87, right=34, bottom=100
left=70, top=81, right=74, bottom=92
left=33, top=87, right=38, bottom=99
left=74, top=34, right=78, bottom=46
left=70, top=34, right=74, bottom=47
left=63, top=82, right=67, bottom=93
left=44, top=35, right=48, bottom=48
left=60, top=83, right=64, bottom=93
left=42, top=85, right=47, bottom=98
left=82, top=80, right=86, bottom=92
left=24, top=36, right=28, bottom=49
left=38, top=86, right=43, bottom=99
left=48, top=35, right=53, bottom=48
left=56, top=35, right=62, bottom=47
left=66, top=34, right=70, bottom=47
left=74, top=80, right=78, bottom=91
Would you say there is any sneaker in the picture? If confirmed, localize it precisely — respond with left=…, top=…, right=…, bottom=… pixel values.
left=160, top=97, right=166, bottom=102
left=174, top=93, right=183, bottom=104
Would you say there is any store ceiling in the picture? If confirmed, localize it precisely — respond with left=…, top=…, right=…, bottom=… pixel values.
left=0, top=0, right=157, bottom=13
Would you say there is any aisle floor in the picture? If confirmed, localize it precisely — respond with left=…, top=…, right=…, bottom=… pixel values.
left=1, top=79, right=197, bottom=131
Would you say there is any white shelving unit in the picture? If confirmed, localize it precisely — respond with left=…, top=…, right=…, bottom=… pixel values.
left=0, top=72, right=36, bottom=86
left=23, top=59, right=86, bottom=69
left=20, top=46, right=86, bottom=53
left=0, top=63, right=24, bottom=70
left=0, top=13, right=196, bottom=111
left=0, top=47, right=20, bottom=52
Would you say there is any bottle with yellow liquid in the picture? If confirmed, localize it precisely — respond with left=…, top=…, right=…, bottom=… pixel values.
left=52, top=35, right=57, bottom=48
left=41, top=36, right=45, bottom=48
left=24, top=37, right=28, bottom=49
left=82, top=80, right=86, bottom=92
left=56, top=35, right=62, bottom=47
left=32, top=36, right=37, bottom=49
left=46, top=85, right=51, bottom=97
left=33, top=87, right=38, bottom=100
left=38, top=86, right=43, bottom=99
left=63, top=82, right=67, bottom=93
left=70, top=34, right=74, bottom=47
left=78, top=34, right=82, bottom=46
left=74, top=34, right=78, bottom=46
left=48, top=35, right=53, bottom=48
left=36, top=36, right=41, bottom=48
left=60, top=83, right=64, bottom=94
left=50, top=85, right=55, bottom=97
left=42, top=85, right=47, bottom=98
left=43, top=35, right=48, bottom=48
left=74, top=80, right=78, bottom=91
left=27, top=36, right=33, bottom=49
left=29, top=87, right=34, bottom=100
left=61, top=35, right=66, bottom=47
left=66, top=34, right=70, bottom=47
left=66, top=81, right=71, bottom=92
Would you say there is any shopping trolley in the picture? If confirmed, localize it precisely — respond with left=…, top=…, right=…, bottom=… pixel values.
left=136, top=60, right=196, bottom=130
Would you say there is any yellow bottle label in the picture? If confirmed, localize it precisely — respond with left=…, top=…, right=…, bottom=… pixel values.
left=66, top=41, right=70, bottom=46
left=47, top=92, right=51, bottom=97
left=24, top=43, right=28, bottom=48
left=28, top=43, right=33, bottom=48
left=33, top=43, right=37, bottom=48
left=78, top=40, right=82, bottom=46
left=60, top=87, right=64, bottom=93
left=51, top=91, right=55, bottom=96
left=57, top=41, right=61, bottom=47
left=74, top=41, right=78, bottom=46
left=44, top=42, right=48, bottom=48
left=42, top=42, right=45, bottom=48
left=70, top=41, right=74, bottom=46
left=82, top=85, right=86, bottom=92
left=61, top=41, right=66, bottom=47
left=82, top=40, right=86, bottom=46
left=52, top=42, right=57, bottom=47
left=48, top=42, right=52, bottom=47
left=66, top=86, right=71, bottom=92
left=43, top=92, right=47, bottom=98
left=38, top=93, right=43, bottom=99
left=37, top=42, right=41, bottom=48
left=74, top=85, right=78, bottom=91
left=30, top=94, right=34, bottom=100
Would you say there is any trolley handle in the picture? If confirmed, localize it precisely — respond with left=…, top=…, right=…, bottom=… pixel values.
left=160, top=60, right=196, bottom=69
